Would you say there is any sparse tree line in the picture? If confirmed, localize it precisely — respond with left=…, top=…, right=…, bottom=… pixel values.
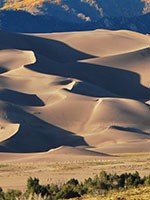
left=0, top=171, right=150, bottom=199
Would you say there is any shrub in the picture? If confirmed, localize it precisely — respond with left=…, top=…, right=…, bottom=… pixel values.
left=144, top=175, right=150, bottom=186
left=0, top=187, right=4, bottom=199
left=4, top=189, right=22, bottom=200
left=56, top=185, right=80, bottom=199
left=26, top=177, right=42, bottom=198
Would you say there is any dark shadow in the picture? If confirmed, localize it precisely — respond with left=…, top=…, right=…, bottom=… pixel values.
left=63, top=82, right=119, bottom=98
left=0, top=89, right=45, bottom=106
left=27, top=56, right=150, bottom=100
left=111, top=125, right=150, bottom=136
left=0, top=31, right=96, bottom=62
left=0, top=67, right=7, bottom=74
left=0, top=104, right=88, bottom=153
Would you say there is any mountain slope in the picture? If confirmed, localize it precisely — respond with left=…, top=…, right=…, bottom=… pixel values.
left=0, top=10, right=150, bottom=33
left=1, top=0, right=150, bottom=19
left=0, top=0, right=150, bottom=33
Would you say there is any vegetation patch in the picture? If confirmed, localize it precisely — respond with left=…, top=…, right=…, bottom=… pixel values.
left=0, top=164, right=9, bottom=168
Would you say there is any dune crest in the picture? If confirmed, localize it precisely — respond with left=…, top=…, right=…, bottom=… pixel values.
left=0, top=49, right=36, bottom=74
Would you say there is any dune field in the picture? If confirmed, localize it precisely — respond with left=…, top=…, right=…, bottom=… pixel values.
left=0, top=29, right=149, bottom=155
left=0, top=29, right=150, bottom=189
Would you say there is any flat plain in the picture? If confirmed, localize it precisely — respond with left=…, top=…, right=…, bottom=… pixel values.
left=0, top=153, right=150, bottom=190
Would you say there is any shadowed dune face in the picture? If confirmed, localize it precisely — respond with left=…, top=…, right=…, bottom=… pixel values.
left=0, top=29, right=150, bottom=154
left=27, top=60, right=150, bottom=100
left=0, top=89, right=45, bottom=106
left=0, top=31, right=96, bottom=63
left=0, top=103, right=88, bottom=152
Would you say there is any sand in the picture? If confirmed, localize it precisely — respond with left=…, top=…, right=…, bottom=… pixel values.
left=0, top=29, right=149, bottom=155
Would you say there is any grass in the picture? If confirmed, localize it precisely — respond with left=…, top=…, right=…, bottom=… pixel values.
left=71, top=186, right=150, bottom=200
left=0, top=164, right=9, bottom=168
left=119, top=153, right=150, bottom=158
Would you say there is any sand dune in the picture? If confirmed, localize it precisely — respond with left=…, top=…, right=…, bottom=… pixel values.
left=48, top=146, right=107, bottom=156
left=42, top=30, right=150, bottom=57
left=0, top=29, right=149, bottom=154
left=0, top=122, right=20, bottom=142
left=0, top=49, right=36, bottom=71
left=81, top=47, right=150, bottom=87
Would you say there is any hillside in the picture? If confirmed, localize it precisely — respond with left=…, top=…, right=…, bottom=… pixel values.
left=0, top=0, right=150, bottom=33
left=1, top=0, right=150, bottom=19
left=0, top=10, right=150, bottom=33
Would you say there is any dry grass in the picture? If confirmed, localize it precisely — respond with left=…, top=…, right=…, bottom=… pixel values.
left=71, top=186, right=150, bottom=200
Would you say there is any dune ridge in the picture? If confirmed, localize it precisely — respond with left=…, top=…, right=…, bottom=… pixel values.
left=0, top=29, right=149, bottom=155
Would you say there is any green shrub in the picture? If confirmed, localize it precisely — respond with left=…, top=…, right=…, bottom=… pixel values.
left=56, top=185, right=81, bottom=199
left=4, top=189, right=22, bottom=200
left=144, top=175, right=150, bottom=186
left=0, top=187, right=4, bottom=199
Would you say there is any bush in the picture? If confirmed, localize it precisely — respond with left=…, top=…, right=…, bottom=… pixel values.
left=66, top=178, right=79, bottom=186
left=144, top=175, right=150, bottom=186
left=4, top=189, right=22, bottom=200
left=0, top=187, right=4, bottom=199
left=56, top=185, right=81, bottom=199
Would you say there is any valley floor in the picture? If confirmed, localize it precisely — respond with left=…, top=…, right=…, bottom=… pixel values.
left=0, top=153, right=150, bottom=191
